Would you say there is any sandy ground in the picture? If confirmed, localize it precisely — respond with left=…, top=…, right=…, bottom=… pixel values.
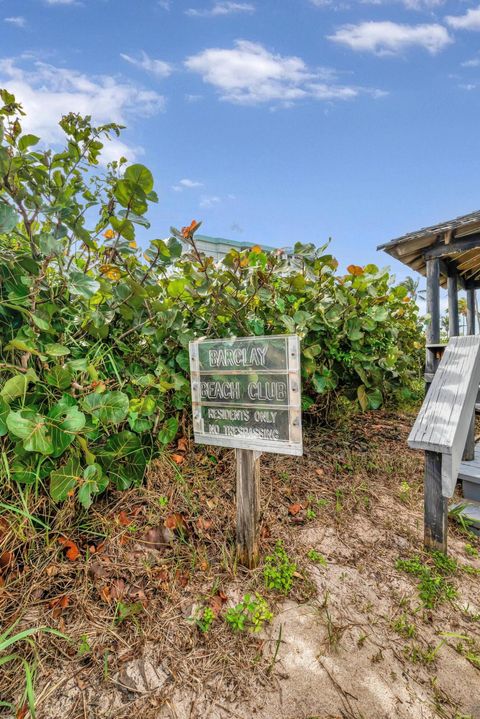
left=3, top=412, right=480, bottom=719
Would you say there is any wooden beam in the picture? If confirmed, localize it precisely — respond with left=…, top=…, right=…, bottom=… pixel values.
left=426, top=258, right=441, bottom=344
left=424, top=233, right=480, bottom=260
left=464, top=285, right=477, bottom=461
left=467, top=285, right=476, bottom=335
left=424, top=451, right=447, bottom=553
left=236, top=449, right=261, bottom=569
left=425, top=258, right=441, bottom=391
left=447, top=269, right=459, bottom=337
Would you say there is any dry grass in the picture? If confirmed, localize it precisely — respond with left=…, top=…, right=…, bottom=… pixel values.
left=1, top=409, right=479, bottom=718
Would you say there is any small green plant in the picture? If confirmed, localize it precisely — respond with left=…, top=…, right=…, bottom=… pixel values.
left=392, top=613, right=416, bottom=639
left=399, top=481, right=411, bottom=504
left=158, top=496, right=169, bottom=508
left=449, top=505, right=476, bottom=536
left=465, top=543, right=479, bottom=558
left=77, top=634, right=91, bottom=657
left=396, top=553, right=457, bottom=609
left=0, top=622, right=65, bottom=717
left=306, top=507, right=317, bottom=520
left=307, top=549, right=327, bottom=566
left=264, top=540, right=296, bottom=594
left=225, top=594, right=273, bottom=633
left=114, top=601, right=144, bottom=625
left=191, top=606, right=215, bottom=634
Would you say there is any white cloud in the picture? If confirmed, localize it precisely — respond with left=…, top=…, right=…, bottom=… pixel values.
left=186, top=2, right=255, bottom=17
left=44, top=0, right=78, bottom=4
left=0, top=58, right=166, bottom=163
left=462, top=57, right=480, bottom=67
left=172, top=178, right=204, bottom=191
left=361, top=0, right=446, bottom=8
left=328, top=21, right=452, bottom=55
left=120, top=51, right=172, bottom=78
left=199, top=195, right=221, bottom=208
left=185, top=40, right=380, bottom=105
left=445, top=5, right=480, bottom=31
left=4, top=16, right=26, bottom=27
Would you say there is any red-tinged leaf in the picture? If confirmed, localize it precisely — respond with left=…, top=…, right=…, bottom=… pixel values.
left=50, top=595, right=70, bottom=617
left=100, top=585, right=111, bottom=603
left=174, top=569, right=189, bottom=588
left=16, top=703, right=28, bottom=719
left=347, top=264, right=364, bottom=276
left=58, top=537, right=80, bottom=561
left=181, top=219, right=201, bottom=239
left=164, top=513, right=186, bottom=531
left=0, top=551, right=14, bottom=569
left=177, top=437, right=188, bottom=452
left=260, top=524, right=271, bottom=539
left=288, top=502, right=302, bottom=516
left=118, top=510, right=131, bottom=526
left=171, top=453, right=185, bottom=464
left=196, top=516, right=213, bottom=531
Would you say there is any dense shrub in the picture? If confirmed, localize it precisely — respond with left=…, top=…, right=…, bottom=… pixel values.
left=0, top=92, right=423, bottom=507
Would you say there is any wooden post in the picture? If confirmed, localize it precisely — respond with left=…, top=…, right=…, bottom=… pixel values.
left=236, top=449, right=260, bottom=569
left=425, top=258, right=441, bottom=391
left=464, top=283, right=476, bottom=460
left=467, top=284, right=476, bottom=336
left=424, top=451, right=447, bottom=553
left=447, top=269, right=459, bottom=338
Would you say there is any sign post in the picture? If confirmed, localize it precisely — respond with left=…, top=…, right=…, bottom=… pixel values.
left=189, top=334, right=302, bottom=568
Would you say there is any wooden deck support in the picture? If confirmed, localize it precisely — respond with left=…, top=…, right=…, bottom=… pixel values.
left=464, top=283, right=476, bottom=461
left=424, top=451, right=448, bottom=553
left=467, top=284, right=476, bottom=336
left=236, top=449, right=261, bottom=569
left=447, top=268, right=460, bottom=338
left=425, top=258, right=441, bottom=390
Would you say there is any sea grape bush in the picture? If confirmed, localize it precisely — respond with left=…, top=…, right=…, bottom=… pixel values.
left=0, top=92, right=423, bottom=508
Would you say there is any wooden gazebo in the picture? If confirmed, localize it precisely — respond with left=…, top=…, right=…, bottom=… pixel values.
left=378, top=210, right=480, bottom=380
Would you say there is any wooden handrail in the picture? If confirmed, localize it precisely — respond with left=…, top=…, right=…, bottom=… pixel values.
left=408, top=335, right=480, bottom=552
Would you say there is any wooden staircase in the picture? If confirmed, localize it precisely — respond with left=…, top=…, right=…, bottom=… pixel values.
left=456, top=445, right=480, bottom=534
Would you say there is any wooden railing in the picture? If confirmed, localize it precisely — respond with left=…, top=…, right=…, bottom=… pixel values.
left=408, top=335, right=480, bottom=552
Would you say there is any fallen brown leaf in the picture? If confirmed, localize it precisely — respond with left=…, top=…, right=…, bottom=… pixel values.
left=177, top=437, right=188, bottom=452
left=164, top=513, right=187, bottom=532
left=58, top=537, right=80, bottom=561
left=171, top=453, right=185, bottom=464
left=288, top=502, right=302, bottom=516
left=118, top=511, right=131, bottom=526
left=140, top=525, right=174, bottom=549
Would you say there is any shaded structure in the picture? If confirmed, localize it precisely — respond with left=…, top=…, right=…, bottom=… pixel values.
left=379, top=211, right=480, bottom=551
left=378, top=210, right=480, bottom=386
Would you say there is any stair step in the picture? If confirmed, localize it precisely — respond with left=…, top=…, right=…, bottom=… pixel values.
left=450, top=501, right=480, bottom=536
left=458, top=444, right=480, bottom=493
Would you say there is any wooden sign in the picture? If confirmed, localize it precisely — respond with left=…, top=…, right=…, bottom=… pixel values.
left=189, top=334, right=303, bottom=569
left=189, top=334, right=302, bottom=456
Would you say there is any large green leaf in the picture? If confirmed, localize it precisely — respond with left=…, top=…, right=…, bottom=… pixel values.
left=0, top=397, right=9, bottom=436
left=68, top=271, right=100, bottom=299
left=82, top=391, right=129, bottom=425
left=6, top=411, right=54, bottom=454
left=50, top=457, right=81, bottom=502
left=103, top=430, right=141, bottom=457
left=0, top=369, right=37, bottom=402
left=18, top=134, right=40, bottom=151
left=78, top=464, right=108, bottom=509
left=0, top=204, right=19, bottom=233
left=158, top=417, right=178, bottom=445
left=44, top=343, right=70, bottom=357
left=124, top=164, right=154, bottom=193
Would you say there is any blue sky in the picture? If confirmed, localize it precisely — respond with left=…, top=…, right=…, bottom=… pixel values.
left=2, top=0, right=480, bottom=284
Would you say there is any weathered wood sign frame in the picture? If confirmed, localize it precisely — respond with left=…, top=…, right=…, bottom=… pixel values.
left=189, top=334, right=302, bottom=456
left=189, top=334, right=303, bottom=567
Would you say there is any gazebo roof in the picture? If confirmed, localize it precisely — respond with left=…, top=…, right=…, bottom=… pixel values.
left=378, top=209, right=480, bottom=288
